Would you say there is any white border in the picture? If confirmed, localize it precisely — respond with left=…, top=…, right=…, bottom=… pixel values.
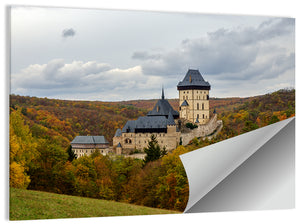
left=1, top=0, right=299, bottom=223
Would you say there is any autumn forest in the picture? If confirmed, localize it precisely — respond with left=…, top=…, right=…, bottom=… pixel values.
left=9, top=89, right=295, bottom=212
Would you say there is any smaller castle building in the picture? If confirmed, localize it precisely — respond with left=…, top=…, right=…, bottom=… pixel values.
left=71, top=136, right=110, bottom=158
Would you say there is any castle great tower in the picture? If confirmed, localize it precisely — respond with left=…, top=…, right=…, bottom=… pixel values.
left=177, top=69, right=211, bottom=124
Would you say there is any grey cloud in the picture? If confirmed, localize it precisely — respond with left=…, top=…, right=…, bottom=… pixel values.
left=62, top=28, right=76, bottom=38
left=257, top=18, right=294, bottom=41
left=207, top=18, right=294, bottom=45
left=132, top=51, right=161, bottom=60
left=136, top=18, right=294, bottom=83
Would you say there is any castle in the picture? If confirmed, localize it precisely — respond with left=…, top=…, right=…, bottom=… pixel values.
left=113, top=69, right=221, bottom=154
left=113, top=89, right=181, bottom=152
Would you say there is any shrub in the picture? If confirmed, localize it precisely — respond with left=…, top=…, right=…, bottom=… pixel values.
left=185, top=122, right=198, bottom=129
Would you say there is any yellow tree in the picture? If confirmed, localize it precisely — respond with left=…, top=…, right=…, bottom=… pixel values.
left=9, top=109, right=38, bottom=188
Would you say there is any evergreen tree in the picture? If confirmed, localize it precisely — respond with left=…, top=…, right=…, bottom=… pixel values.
left=67, top=145, right=77, bottom=162
left=143, top=134, right=165, bottom=163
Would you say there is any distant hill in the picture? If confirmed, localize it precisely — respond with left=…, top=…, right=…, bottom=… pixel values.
left=10, top=188, right=178, bottom=220
left=215, top=89, right=295, bottom=138
left=10, top=89, right=294, bottom=146
left=9, top=94, right=254, bottom=145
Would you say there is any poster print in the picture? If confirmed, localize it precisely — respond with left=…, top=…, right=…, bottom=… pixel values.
left=9, top=6, right=295, bottom=220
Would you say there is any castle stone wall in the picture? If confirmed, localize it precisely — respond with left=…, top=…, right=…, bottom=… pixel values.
left=180, top=114, right=219, bottom=145
left=113, top=125, right=180, bottom=152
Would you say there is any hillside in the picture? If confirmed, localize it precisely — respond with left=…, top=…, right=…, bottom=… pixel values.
left=9, top=88, right=295, bottom=214
left=9, top=94, right=252, bottom=146
left=10, top=188, right=178, bottom=220
left=217, top=89, right=295, bottom=138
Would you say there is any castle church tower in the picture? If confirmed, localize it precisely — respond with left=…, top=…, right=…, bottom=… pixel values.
left=177, top=69, right=211, bottom=124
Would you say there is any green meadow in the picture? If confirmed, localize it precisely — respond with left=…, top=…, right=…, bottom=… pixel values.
left=10, top=188, right=179, bottom=220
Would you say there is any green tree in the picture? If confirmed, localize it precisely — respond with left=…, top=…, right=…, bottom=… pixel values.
left=242, top=120, right=259, bottom=133
left=185, top=122, right=198, bottom=129
left=67, top=145, right=77, bottom=162
left=269, top=115, right=280, bottom=124
left=144, top=134, right=165, bottom=163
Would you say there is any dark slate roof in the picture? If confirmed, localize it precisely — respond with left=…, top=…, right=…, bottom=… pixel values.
left=177, top=69, right=210, bottom=90
left=122, top=115, right=179, bottom=133
left=147, top=99, right=179, bottom=118
left=71, top=136, right=109, bottom=144
left=114, top=128, right=122, bottom=137
left=167, top=111, right=176, bottom=125
left=117, top=142, right=122, bottom=147
left=122, top=120, right=137, bottom=133
left=181, top=100, right=189, bottom=106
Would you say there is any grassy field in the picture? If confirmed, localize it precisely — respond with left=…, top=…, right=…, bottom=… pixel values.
left=9, top=188, right=179, bottom=220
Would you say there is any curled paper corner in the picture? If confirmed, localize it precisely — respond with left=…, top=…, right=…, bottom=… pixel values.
left=180, top=117, right=295, bottom=213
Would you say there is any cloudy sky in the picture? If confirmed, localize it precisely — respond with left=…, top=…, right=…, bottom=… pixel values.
left=10, top=6, right=295, bottom=101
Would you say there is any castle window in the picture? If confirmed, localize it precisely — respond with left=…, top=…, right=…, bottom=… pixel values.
left=202, top=103, right=204, bottom=110
left=202, top=114, right=205, bottom=119
left=161, top=141, right=163, bottom=143
left=197, top=114, right=199, bottom=119
left=125, top=138, right=132, bottom=144
left=184, top=91, right=185, bottom=94
left=197, top=103, right=199, bottom=110
left=207, top=95, right=209, bottom=100
left=186, top=96, right=188, bottom=100
left=183, top=96, right=185, bottom=100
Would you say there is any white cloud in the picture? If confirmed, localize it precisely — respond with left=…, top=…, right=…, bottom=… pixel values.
left=11, top=60, right=165, bottom=101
